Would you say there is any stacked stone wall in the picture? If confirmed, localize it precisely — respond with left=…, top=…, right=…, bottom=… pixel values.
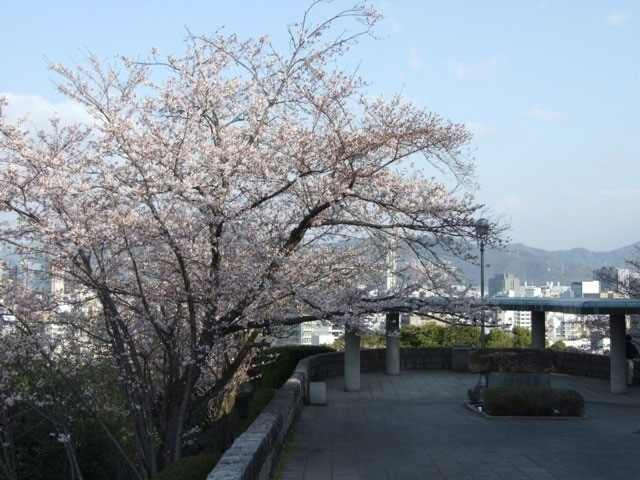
left=207, top=375, right=304, bottom=480
left=298, top=347, right=453, bottom=386
left=554, top=351, right=610, bottom=379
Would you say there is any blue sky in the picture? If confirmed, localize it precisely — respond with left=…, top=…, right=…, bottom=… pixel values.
left=1, top=1, right=638, bottom=251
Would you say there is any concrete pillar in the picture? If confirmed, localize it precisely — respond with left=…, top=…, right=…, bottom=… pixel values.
left=385, top=312, right=400, bottom=375
left=344, top=328, right=361, bottom=392
left=609, top=314, right=627, bottom=394
left=531, top=311, right=546, bottom=349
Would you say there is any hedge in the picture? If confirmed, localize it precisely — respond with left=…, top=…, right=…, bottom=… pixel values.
left=484, top=387, right=585, bottom=417
left=254, top=345, right=335, bottom=388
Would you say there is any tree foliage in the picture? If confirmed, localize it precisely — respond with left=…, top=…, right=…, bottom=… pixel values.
left=397, top=324, right=535, bottom=349
left=400, top=324, right=444, bottom=347
left=400, top=323, right=480, bottom=347
left=512, top=326, right=532, bottom=349
left=550, top=340, right=567, bottom=351
left=486, top=328, right=513, bottom=348
left=0, top=3, right=500, bottom=478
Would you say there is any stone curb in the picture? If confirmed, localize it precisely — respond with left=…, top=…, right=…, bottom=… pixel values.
left=464, top=402, right=588, bottom=420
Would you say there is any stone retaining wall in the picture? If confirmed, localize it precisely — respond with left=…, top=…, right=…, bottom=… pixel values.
left=295, top=347, right=452, bottom=398
left=554, top=351, right=610, bottom=379
left=207, top=374, right=304, bottom=480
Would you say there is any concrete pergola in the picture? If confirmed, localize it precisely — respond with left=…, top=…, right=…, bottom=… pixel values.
left=344, top=298, right=640, bottom=394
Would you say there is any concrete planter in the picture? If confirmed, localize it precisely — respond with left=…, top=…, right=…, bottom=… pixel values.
left=451, top=345, right=472, bottom=372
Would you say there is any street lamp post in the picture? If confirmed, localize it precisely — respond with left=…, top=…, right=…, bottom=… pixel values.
left=475, top=218, right=490, bottom=348
left=474, top=218, right=490, bottom=403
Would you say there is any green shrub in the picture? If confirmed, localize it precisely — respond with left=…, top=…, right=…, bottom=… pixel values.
left=400, top=324, right=445, bottom=347
left=484, top=387, right=584, bottom=417
left=550, top=340, right=568, bottom=351
left=486, top=328, right=514, bottom=348
left=441, top=325, right=480, bottom=347
left=255, top=345, right=335, bottom=388
left=361, top=334, right=386, bottom=349
left=233, top=387, right=275, bottom=437
left=551, top=389, right=585, bottom=416
left=395, top=323, right=548, bottom=349
left=512, top=326, right=532, bottom=348
left=153, top=452, right=220, bottom=480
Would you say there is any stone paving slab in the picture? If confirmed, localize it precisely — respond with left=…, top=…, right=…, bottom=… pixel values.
left=278, top=371, right=640, bottom=480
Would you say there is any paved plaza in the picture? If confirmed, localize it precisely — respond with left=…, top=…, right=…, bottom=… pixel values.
left=278, top=371, right=640, bottom=480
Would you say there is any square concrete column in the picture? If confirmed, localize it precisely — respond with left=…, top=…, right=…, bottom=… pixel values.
left=344, top=328, right=361, bottom=392
left=385, top=312, right=400, bottom=375
left=609, top=314, right=627, bottom=394
left=531, top=311, right=545, bottom=349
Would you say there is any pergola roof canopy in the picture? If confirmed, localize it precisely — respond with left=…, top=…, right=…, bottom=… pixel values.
left=487, top=297, right=640, bottom=315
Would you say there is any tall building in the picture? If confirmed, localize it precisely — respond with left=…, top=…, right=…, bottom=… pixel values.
left=19, top=259, right=49, bottom=293
left=571, top=280, right=600, bottom=298
left=598, top=267, right=629, bottom=293
left=0, top=259, right=10, bottom=285
left=514, top=310, right=531, bottom=329
left=50, top=265, right=65, bottom=294
left=547, top=312, right=583, bottom=341
left=522, top=285, right=542, bottom=297
left=598, top=266, right=640, bottom=296
left=488, top=273, right=520, bottom=297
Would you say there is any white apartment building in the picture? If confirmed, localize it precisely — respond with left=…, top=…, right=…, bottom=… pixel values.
left=514, top=310, right=532, bottom=329
left=571, top=280, right=600, bottom=298
left=274, top=320, right=343, bottom=346
left=522, top=285, right=542, bottom=297
left=546, top=312, right=583, bottom=342
left=495, top=289, right=518, bottom=328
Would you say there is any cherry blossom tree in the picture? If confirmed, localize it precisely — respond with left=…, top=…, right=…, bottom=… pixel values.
left=0, top=2, right=501, bottom=477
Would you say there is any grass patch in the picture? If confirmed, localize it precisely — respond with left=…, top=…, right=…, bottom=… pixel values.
left=153, top=451, right=220, bottom=480
left=271, top=418, right=299, bottom=480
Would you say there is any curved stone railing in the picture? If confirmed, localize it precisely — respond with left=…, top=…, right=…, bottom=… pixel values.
left=208, top=346, right=637, bottom=479
left=552, top=350, right=640, bottom=385
left=294, top=347, right=452, bottom=392
left=554, top=350, right=610, bottom=379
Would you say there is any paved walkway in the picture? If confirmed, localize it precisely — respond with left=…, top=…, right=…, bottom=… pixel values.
left=278, top=371, right=640, bottom=480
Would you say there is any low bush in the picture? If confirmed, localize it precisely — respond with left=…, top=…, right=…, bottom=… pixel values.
left=467, top=386, right=482, bottom=404
left=254, top=345, right=335, bottom=388
left=233, top=387, right=276, bottom=437
left=484, top=387, right=585, bottom=417
left=153, top=452, right=220, bottom=480
left=551, top=389, right=585, bottom=416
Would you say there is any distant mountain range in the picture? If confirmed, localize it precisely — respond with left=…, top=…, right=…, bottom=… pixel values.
left=451, top=242, right=640, bottom=286
left=3, top=240, right=639, bottom=289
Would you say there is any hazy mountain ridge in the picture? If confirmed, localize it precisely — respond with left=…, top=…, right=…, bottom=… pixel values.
left=452, top=241, right=640, bottom=286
